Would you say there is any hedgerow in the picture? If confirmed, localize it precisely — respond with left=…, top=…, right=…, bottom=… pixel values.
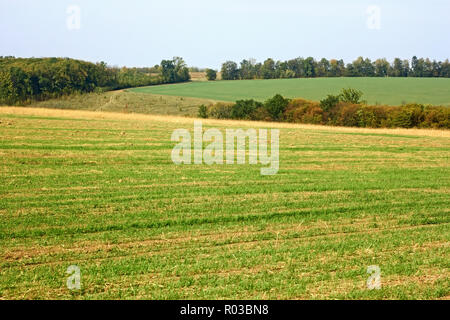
left=201, top=89, right=449, bottom=129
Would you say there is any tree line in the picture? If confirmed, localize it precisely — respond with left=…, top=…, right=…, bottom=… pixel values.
left=218, top=56, right=450, bottom=80
left=198, top=89, right=449, bottom=129
left=0, top=56, right=190, bottom=105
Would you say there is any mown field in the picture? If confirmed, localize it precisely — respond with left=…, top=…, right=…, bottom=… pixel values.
left=0, top=107, right=449, bottom=300
left=130, top=77, right=450, bottom=106
left=32, top=90, right=214, bottom=117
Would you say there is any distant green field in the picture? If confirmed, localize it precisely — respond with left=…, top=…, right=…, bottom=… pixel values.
left=130, top=78, right=450, bottom=106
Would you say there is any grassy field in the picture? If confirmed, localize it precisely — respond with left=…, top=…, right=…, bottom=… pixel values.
left=32, top=90, right=216, bottom=117
left=0, top=107, right=449, bottom=300
left=130, top=77, right=450, bottom=106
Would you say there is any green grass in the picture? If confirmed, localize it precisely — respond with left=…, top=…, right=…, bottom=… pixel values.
left=130, top=77, right=450, bottom=106
left=0, top=108, right=449, bottom=300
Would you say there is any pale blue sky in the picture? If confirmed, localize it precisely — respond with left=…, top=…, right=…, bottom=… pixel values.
left=1, top=0, right=449, bottom=68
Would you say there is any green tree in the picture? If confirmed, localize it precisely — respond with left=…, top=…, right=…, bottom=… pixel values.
left=411, top=56, right=425, bottom=77
left=352, top=57, right=365, bottom=76
left=174, top=57, right=190, bottom=82
left=286, top=58, right=302, bottom=77
left=198, top=104, right=208, bottom=118
left=340, top=88, right=364, bottom=104
left=363, top=58, right=375, bottom=76
left=391, top=58, right=406, bottom=77
left=239, top=59, right=256, bottom=79
left=264, top=94, right=290, bottom=120
left=221, top=61, right=239, bottom=80
left=231, top=99, right=262, bottom=119
left=320, top=94, right=340, bottom=112
left=423, top=58, right=433, bottom=77
left=161, top=59, right=176, bottom=83
left=205, top=69, right=217, bottom=81
left=374, top=59, right=390, bottom=77
left=317, top=58, right=331, bottom=77
left=303, top=57, right=316, bottom=77
left=261, top=58, right=276, bottom=79
left=441, top=59, right=450, bottom=77
left=161, top=57, right=190, bottom=83
left=329, top=59, right=345, bottom=77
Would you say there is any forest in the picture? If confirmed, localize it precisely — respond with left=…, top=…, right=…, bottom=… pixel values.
left=0, top=56, right=190, bottom=105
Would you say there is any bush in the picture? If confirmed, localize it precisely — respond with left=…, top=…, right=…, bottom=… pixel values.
left=422, top=106, right=450, bottom=128
left=284, top=99, right=322, bottom=123
left=264, top=94, right=290, bottom=121
left=207, top=102, right=234, bottom=119
left=251, top=106, right=273, bottom=121
left=356, top=105, right=390, bottom=128
left=333, top=103, right=360, bottom=127
left=231, top=99, right=262, bottom=120
left=301, top=106, right=325, bottom=124
left=198, top=104, right=208, bottom=118
left=320, top=94, right=340, bottom=112
left=389, top=104, right=424, bottom=128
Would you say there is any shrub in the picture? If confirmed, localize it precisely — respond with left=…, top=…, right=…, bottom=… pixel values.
left=231, top=99, right=262, bottom=120
left=251, top=106, right=273, bottom=121
left=356, top=105, right=391, bottom=128
left=198, top=104, right=208, bottom=118
left=264, top=94, right=290, bottom=121
left=422, top=106, right=450, bottom=128
left=284, top=99, right=322, bottom=123
left=207, top=102, right=234, bottom=119
left=389, top=104, right=424, bottom=128
left=301, top=106, right=325, bottom=124
left=335, top=103, right=361, bottom=127
left=320, top=94, right=341, bottom=112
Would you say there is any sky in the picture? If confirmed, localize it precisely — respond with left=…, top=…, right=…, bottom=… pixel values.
left=1, top=0, right=449, bottom=69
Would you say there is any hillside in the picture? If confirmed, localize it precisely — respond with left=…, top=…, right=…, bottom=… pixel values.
left=31, top=90, right=216, bottom=117
left=130, top=77, right=450, bottom=106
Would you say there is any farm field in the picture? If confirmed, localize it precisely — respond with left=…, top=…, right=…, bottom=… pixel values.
left=0, top=107, right=449, bottom=300
left=32, top=90, right=214, bottom=117
left=130, top=77, right=450, bottom=106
